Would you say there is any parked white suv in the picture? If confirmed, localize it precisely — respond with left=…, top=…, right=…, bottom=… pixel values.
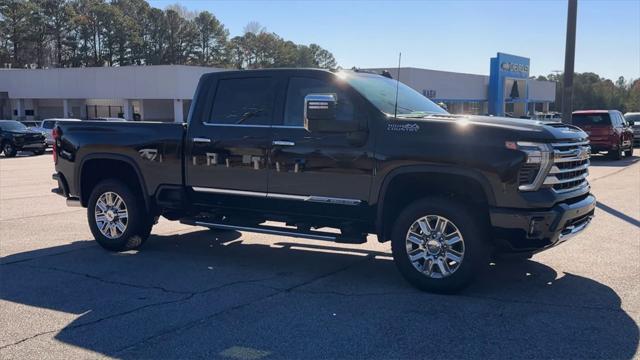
left=31, top=118, right=81, bottom=147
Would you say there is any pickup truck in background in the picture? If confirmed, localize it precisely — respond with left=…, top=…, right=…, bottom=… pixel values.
left=52, top=69, right=596, bottom=292
left=572, top=110, right=634, bottom=159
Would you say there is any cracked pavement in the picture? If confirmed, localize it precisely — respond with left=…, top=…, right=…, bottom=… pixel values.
left=1, top=153, right=639, bottom=359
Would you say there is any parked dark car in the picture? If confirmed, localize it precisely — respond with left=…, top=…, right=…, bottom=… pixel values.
left=0, top=120, right=47, bottom=157
left=52, top=69, right=595, bottom=293
left=572, top=110, right=634, bottom=159
left=624, top=112, right=640, bottom=147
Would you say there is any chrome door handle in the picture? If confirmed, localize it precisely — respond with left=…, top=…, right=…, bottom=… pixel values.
left=272, top=140, right=295, bottom=146
left=193, top=137, right=211, bottom=143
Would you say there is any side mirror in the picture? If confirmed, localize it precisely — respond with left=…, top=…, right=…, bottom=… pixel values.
left=304, top=93, right=360, bottom=132
left=304, top=94, right=336, bottom=132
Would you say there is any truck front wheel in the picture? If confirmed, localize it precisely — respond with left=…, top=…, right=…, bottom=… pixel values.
left=2, top=142, right=17, bottom=157
left=391, top=197, right=489, bottom=293
left=87, top=179, right=153, bottom=251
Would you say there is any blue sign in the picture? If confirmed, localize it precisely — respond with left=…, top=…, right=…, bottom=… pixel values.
left=488, top=52, right=530, bottom=116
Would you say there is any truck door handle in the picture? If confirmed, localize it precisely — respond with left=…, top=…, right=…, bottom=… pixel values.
left=272, top=140, right=295, bottom=146
left=193, top=137, right=211, bottom=143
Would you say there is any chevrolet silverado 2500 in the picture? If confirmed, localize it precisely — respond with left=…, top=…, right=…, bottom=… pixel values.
left=52, top=69, right=596, bottom=292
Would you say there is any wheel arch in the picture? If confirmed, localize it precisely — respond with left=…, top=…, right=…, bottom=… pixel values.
left=375, top=165, right=496, bottom=242
left=78, top=154, right=151, bottom=212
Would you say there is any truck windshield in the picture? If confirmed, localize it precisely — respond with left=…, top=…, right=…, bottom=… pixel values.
left=341, top=72, right=448, bottom=116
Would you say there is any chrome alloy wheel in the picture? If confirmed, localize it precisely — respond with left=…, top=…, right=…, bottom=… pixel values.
left=95, top=192, right=128, bottom=239
left=405, top=215, right=465, bottom=278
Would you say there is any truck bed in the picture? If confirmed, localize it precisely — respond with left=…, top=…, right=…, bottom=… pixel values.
left=54, top=121, right=185, bottom=204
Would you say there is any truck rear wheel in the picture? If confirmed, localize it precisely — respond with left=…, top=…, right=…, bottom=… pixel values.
left=391, top=197, right=489, bottom=293
left=87, top=179, right=153, bottom=251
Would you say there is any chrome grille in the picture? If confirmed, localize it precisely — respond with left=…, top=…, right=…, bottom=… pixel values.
left=544, top=141, right=590, bottom=193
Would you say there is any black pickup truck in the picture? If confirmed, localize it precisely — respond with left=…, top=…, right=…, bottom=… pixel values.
left=52, top=69, right=595, bottom=292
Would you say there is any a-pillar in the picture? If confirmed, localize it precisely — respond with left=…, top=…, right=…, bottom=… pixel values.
left=63, top=99, right=71, bottom=118
left=122, top=99, right=133, bottom=120
left=173, top=99, right=184, bottom=123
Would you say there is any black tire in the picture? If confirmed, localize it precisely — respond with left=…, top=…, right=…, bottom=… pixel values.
left=391, top=197, right=490, bottom=293
left=609, top=146, right=623, bottom=160
left=2, top=142, right=17, bottom=157
left=33, top=149, right=45, bottom=155
left=624, top=147, right=634, bottom=157
left=87, top=179, right=153, bottom=251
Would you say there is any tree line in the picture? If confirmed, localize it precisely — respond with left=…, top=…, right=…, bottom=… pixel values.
left=538, top=73, right=639, bottom=113
left=0, top=0, right=337, bottom=70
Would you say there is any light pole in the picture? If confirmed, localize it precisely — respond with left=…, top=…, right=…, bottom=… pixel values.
left=561, top=0, right=578, bottom=124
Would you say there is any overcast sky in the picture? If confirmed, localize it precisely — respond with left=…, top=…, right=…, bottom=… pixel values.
left=149, top=0, right=640, bottom=81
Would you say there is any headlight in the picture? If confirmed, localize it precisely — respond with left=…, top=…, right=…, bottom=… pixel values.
left=506, top=141, right=553, bottom=191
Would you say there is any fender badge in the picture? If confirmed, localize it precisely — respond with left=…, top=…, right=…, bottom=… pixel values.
left=387, top=123, right=420, bottom=132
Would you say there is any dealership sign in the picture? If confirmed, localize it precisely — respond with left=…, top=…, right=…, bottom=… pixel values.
left=500, top=62, right=529, bottom=75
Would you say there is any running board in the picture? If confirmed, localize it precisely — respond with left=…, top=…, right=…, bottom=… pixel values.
left=180, top=219, right=366, bottom=243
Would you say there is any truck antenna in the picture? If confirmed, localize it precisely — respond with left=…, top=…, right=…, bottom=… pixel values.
left=393, top=52, right=402, bottom=119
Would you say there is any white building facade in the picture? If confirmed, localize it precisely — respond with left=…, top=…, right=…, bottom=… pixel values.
left=1, top=60, right=555, bottom=122
left=0, top=65, right=224, bottom=122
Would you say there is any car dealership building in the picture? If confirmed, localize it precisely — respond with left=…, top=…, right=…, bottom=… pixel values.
left=0, top=53, right=555, bottom=122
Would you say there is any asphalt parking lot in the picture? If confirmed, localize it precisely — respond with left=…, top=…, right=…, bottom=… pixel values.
left=1, top=151, right=639, bottom=359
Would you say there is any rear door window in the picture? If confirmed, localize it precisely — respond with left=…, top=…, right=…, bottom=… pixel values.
left=209, top=77, right=276, bottom=126
left=572, top=114, right=612, bottom=126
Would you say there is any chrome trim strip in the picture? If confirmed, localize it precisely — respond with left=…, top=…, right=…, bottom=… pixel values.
left=201, top=123, right=306, bottom=129
left=307, top=196, right=362, bottom=206
left=192, top=187, right=267, bottom=197
left=191, top=187, right=361, bottom=205
left=194, top=221, right=336, bottom=241
left=549, top=162, right=590, bottom=174
left=272, top=125, right=306, bottom=129
left=202, top=123, right=271, bottom=128
left=551, top=141, right=590, bottom=147
left=267, top=193, right=309, bottom=201
left=543, top=172, right=589, bottom=185
left=552, top=180, right=589, bottom=194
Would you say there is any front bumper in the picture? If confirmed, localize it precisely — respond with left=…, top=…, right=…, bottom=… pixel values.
left=489, top=194, right=596, bottom=254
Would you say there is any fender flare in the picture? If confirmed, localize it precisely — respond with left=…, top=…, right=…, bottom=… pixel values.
left=374, top=165, right=496, bottom=240
left=77, top=153, right=151, bottom=212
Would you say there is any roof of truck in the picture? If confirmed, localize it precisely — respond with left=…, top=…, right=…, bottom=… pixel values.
left=572, top=110, right=611, bottom=114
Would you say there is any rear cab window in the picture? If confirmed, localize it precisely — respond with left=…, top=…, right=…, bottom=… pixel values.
left=572, top=113, right=612, bottom=126
left=208, top=77, right=277, bottom=126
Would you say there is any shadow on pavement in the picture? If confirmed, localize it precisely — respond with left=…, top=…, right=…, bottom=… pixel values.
left=597, top=201, right=640, bottom=228
left=588, top=153, right=639, bottom=167
left=1, top=229, right=638, bottom=359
